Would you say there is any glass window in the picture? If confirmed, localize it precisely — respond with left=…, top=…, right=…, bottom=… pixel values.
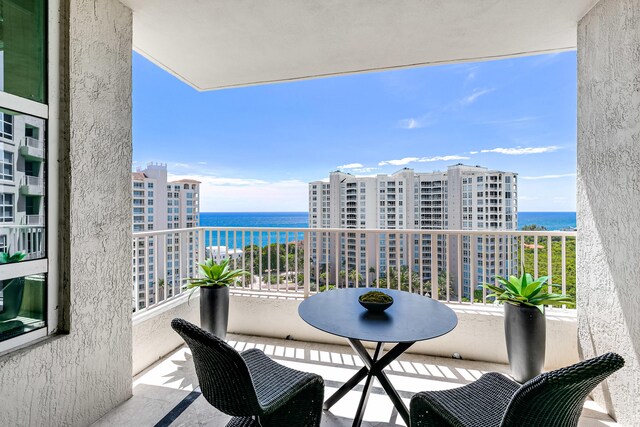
left=0, top=112, right=13, bottom=139
left=0, top=150, right=13, bottom=180
left=0, top=273, right=46, bottom=342
left=0, top=192, right=13, bottom=222
left=0, top=0, right=47, bottom=102
left=0, top=110, right=47, bottom=344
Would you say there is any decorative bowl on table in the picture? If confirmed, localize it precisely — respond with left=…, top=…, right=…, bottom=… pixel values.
left=358, top=291, right=394, bottom=313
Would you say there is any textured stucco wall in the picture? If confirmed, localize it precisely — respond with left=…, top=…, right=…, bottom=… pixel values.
left=133, top=295, right=200, bottom=375
left=578, top=0, right=640, bottom=424
left=0, top=1, right=133, bottom=426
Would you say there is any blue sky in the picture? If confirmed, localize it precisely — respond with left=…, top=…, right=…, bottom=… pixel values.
left=133, top=51, right=577, bottom=212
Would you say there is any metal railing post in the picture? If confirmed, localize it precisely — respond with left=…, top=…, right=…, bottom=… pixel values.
left=304, top=230, right=311, bottom=298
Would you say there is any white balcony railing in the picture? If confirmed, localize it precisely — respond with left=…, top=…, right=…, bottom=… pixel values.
left=23, top=215, right=44, bottom=226
left=23, top=175, right=44, bottom=187
left=0, top=225, right=46, bottom=260
left=19, top=137, right=45, bottom=160
left=24, top=136, right=44, bottom=150
left=131, top=227, right=577, bottom=314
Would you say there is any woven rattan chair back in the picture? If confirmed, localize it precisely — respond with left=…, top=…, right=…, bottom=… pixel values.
left=171, top=318, right=262, bottom=416
left=500, top=352, right=624, bottom=426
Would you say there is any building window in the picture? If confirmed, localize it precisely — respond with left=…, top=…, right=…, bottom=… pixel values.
left=0, top=193, right=14, bottom=222
left=1, top=151, right=14, bottom=180
left=0, top=113, right=14, bottom=140
left=0, top=0, right=55, bottom=350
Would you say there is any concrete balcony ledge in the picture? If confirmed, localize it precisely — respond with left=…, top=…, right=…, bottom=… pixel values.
left=132, top=290, right=578, bottom=377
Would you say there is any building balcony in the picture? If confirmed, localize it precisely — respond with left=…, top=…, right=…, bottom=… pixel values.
left=20, top=176, right=44, bottom=196
left=22, top=215, right=44, bottom=226
left=19, top=137, right=45, bottom=160
left=95, top=284, right=611, bottom=426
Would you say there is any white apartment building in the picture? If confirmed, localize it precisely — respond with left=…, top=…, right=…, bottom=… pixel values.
left=309, top=164, right=518, bottom=298
left=0, top=111, right=46, bottom=259
left=132, top=163, right=200, bottom=309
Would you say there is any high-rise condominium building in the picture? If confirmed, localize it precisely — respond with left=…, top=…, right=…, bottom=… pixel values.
left=0, top=111, right=46, bottom=259
left=308, top=164, right=518, bottom=298
left=132, top=163, right=200, bottom=309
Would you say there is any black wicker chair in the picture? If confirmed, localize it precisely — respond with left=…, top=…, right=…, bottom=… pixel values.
left=410, top=352, right=624, bottom=427
left=171, top=318, right=324, bottom=427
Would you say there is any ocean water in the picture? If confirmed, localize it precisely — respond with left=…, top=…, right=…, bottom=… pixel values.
left=200, top=212, right=308, bottom=228
left=199, top=211, right=576, bottom=248
left=200, top=212, right=307, bottom=248
left=517, top=212, right=576, bottom=230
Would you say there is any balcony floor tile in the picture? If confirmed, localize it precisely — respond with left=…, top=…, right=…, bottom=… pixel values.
left=93, top=334, right=617, bottom=427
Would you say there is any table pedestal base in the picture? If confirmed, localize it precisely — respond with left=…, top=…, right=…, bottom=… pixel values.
left=323, top=339, right=414, bottom=427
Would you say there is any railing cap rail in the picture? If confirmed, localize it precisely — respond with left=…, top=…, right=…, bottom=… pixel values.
left=133, top=226, right=576, bottom=237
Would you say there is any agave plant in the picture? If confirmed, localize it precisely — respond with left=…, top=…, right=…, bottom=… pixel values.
left=484, top=271, right=574, bottom=310
left=0, top=251, right=26, bottom=264
left=185, top=258, right=249, bottom=299
left=0, top=251, right=26, bottom=291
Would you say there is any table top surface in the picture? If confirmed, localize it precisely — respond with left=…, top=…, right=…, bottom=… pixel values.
left=298, top=288, right=458, bottom=343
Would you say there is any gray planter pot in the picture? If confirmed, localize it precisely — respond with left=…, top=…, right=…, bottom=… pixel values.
left=504, top=302, right=546, bottom=383
left=0, top=278, right=25, bottom=321
left=200, top=286, right=229, bottom=340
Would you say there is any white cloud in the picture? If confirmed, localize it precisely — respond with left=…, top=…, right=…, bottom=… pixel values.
left=397, top=113, right=434, bottom=130
left=337, top=163, right=377, bottom=174
left=520, top=173, right=576, bottom=180
left=168, top=173, right=308, bottom=212
left=465, top=69, right=478, bottom=83
left=480, top=146, right=560, bottom=155
left=469, top=151, right=479, bottom=155
left=351, top=167, right=377, bottom=173
left=168, top=173, right=267, bottom=186
left=378, top=155, right=469, bottom=166
left=172, top=162, right=192, bottom=169
left=460, top=88, right=495, bottom=106
left=197, top=161, right=207, bottom=165
left=337, top=163, right=364, bottom=169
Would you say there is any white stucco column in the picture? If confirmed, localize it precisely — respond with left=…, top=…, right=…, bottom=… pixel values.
left=577, top=0, right=640, bottom=424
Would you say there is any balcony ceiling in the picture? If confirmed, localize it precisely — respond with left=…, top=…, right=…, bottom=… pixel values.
left=122, top=0, right=598, bottom=91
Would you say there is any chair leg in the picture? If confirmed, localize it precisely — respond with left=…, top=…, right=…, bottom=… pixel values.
left=260, top=379, right=325, bottom=427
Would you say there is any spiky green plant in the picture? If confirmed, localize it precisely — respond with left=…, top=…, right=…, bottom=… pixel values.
left=0, top=251, right=27, bottom=291
left=0, top=251, right=26, bottom=264
left=185, top=258, right=249, bottom=301
left=483, top=270, right=574, bottom=310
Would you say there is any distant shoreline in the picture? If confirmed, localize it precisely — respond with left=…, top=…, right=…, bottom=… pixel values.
left=199, top=211, right=577, bottom=231
left=199, top=211, right=577, bottom=214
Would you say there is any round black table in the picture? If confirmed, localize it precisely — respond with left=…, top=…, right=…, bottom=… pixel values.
left=298, top=288, right=458, bottom=427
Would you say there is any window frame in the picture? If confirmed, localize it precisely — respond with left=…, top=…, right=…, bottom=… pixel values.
left=0, top=150, right=15, bottom=181
left=0, top=0, right=59, bottom=354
